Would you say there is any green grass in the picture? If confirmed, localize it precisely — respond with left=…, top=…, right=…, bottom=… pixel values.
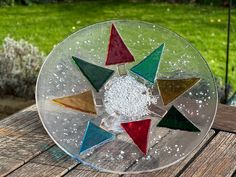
left=0, top=2, right=235, bottom=90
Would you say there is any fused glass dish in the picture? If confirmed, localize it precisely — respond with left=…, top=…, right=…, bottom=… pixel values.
left=36, top=20, right=218, bottom=174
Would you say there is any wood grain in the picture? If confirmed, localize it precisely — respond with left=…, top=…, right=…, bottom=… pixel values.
left=180, top=131, right=236, bottom=177
left=0, top=156, right=24, bottom=177
left=0, top=119, right=43, bottom=142
left=0, top=105, right=37, bottom=127
left=0, top=106, right=41, bottom=143
left=0, top=127, right=54, bottom=161
left=7, top=162, right=67, bottom=177
left=213, top=104, right=236, bottom=133
left=30, top=145, right=78, bottom=170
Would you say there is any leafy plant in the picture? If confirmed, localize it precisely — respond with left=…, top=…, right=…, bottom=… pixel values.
left=0, top=36, right=44, bottom=98
left=0, top=0, right=14, bottom=6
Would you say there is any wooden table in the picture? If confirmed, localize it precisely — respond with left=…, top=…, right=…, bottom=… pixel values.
left=0, top=104, right=235, bottom=177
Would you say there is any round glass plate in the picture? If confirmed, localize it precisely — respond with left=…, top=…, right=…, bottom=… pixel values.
left=36, top=20, right=218, bottom=174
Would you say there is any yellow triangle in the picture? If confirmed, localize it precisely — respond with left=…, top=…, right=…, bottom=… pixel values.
left=157, top=78, right=200, bottom=106
left=52, top=90, right=97, bottom=115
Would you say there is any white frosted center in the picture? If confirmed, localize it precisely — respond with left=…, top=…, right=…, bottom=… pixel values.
left=104, top=75, right=152, bottom=118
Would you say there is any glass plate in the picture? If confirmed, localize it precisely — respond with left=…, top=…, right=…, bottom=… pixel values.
left=36, top=20, right=218, bottom=174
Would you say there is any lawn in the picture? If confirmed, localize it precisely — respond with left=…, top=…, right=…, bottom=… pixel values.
left=0, top=2, right=235, bottom=90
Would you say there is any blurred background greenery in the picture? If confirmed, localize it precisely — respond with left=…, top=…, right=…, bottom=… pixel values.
left=0, top=0, right=235, bottom=118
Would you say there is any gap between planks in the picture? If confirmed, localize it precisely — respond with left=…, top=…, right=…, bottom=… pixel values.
left=180, top=131, right=236, bottom=177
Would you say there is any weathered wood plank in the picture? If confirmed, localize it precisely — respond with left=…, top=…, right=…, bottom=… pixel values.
left=63, top=167, right=119, bottom=177
left=20, top=120, right=46, bottom=136
left=0, top=127, right=54, bottom=162
left=0, top=105, right=41, bottom=143
left=30, top=145, right=78, bottom=170
left=0, top=119, right=43, bottom=142
left=1, top=110, right=38, bottom=129
left=17, top=119, right=44, bottom=133
left=6, top=162, right=67, bottom=177
left=180, top=131, right=236, bottom=177
left=213, top=104, right=236, bottom=133
left=0, top=156, right=24, bottom=177
left=0, top=105, right=37, bottom=127
left=0, top=112, right=37, bottom=130
left=123, top=130, right=215, bottom=176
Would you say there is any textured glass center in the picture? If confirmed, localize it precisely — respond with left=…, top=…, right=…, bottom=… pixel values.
left=104, top=75, right=154, bottom=119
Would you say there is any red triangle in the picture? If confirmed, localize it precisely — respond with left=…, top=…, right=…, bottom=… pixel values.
left=121, top=119, right=151, bottom=155
left=105, top=24, right=135, bottom=65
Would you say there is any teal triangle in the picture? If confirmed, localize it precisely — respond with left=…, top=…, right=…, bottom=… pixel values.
left=79, top=121, right=115, bottom=154
left=157, top=106, right=200, bottom=132
left=130, top=43, right=165, bottom=83
left=72, top=56, right=114, bottom=92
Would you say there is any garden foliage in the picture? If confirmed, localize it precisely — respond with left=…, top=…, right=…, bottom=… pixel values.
left=0, top=36, right=44, bottom=98
left=0, top=0, right=234, bottom=6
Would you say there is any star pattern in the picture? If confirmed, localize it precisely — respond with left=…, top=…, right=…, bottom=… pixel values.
left=51, top=23, right=201, bottom=155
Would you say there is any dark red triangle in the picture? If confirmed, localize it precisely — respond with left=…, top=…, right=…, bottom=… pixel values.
left=105, top=24, right=135, bottom=65
left=121, top=119, right=151, bottom=155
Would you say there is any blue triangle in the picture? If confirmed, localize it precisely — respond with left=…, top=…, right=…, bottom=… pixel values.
left=79, top=121, right=115, bottom=154
left=130, top=43, right=165, bottom=83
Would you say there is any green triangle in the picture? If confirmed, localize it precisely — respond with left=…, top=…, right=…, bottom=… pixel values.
left=130, top=43, right=165, bottom=83
left=72, top=56, right=114, bottom=92
left=79, top=121, right=115, bottom=154
left=157, top=106, right=200, bottom=132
